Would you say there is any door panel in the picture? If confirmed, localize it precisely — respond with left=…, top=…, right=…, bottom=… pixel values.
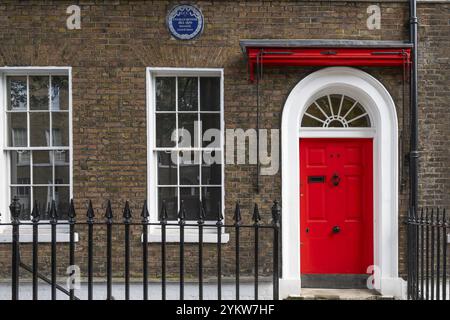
left=300, top=138, right=373, bottom=274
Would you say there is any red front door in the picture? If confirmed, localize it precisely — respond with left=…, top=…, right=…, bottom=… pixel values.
left=300, top=138, right=373, bottom=274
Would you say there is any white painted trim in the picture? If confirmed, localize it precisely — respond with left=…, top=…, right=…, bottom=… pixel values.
left=281, top=67, right=401, bottom=298
left=0, top=67, right=73, bottom=228
left=146, top=67, right=228, bottom=242
left=0, top=226, right=79, bottom=243
left=299, top=128, right=375, bottom=138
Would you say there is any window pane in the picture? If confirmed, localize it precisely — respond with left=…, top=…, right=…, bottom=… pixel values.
left=178, top=113, right=198, bottom=147
left=11, top=187, right=31, bottom=221
left=179, top=151, right=200, bottom=185
left=200, top=77, right=220, bottom=111
left=10, top=151, right=30, bottom=185
left=202, top=151, right=222, bottom=185
left=52, top=112, right=69, bottom=146
left=200, top=113, right=221, bottom=147
left=180, top=187, right=200, bottom=220
left=30, top=112, right=50, bottom=147
left=54, top=151, right=70, bottom=185
left=54, top=186, right=69, bottom=220
left=33, top=186, right=52, bottom=220
left=158, top=187, right=178, bottom=220
left=156, top=77, right=175, bottom=111
left=7, top=76, right=27, bottom=110
left=51, top=76, right=69, bottom=111
left=7, top=113, right=28, bottom=147
left=178, top=77, right=198, bottom=111
left=202, top=187, right=221, bottom=220
left=33, top=151, right=53, bottom=185
left=155, top=113, right=176, bottom=147
left=30, top=76, right=49, bottom=110
left=157, top=151, right=177, bottom=185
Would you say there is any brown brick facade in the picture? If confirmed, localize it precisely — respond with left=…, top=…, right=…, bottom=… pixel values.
left=0, top=1, right=448, bottom=284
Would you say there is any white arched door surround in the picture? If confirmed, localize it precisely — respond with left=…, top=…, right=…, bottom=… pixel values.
left=280, top=67, right=405, bottom=298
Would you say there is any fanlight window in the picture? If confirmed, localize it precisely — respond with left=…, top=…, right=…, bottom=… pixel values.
left=301, top=94, right=371, bottom=128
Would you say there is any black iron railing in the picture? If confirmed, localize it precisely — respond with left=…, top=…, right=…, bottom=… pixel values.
left=407, top=207, right=449, bottom=300
left=4, top=197, right=281, bottom=301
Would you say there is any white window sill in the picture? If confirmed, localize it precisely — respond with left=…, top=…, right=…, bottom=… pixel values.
left=142, top=230, right=230, bottom=244
left=0, top=226, right=79, bottom=243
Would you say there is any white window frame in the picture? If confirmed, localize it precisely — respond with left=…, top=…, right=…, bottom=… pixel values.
left=146, top=67, right=228, bottom=243
left=0, top=67, right=75, bottom=243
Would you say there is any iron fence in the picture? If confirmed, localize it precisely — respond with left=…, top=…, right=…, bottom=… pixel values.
left=407, top=207, right=449, bottom=300
left=4, top=197, right=281, bottom=300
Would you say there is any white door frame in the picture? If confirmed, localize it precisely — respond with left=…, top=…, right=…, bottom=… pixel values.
left=280, top=67, right=405, bottom=298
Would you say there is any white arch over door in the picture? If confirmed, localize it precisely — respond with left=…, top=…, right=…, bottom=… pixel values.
left=280, top=67, right=405, bottom=298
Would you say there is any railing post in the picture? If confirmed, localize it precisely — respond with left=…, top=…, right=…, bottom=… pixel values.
left=216, top=202, right=223, bottom=301
left=426, top=208, right=430, bottom=300
left=436, top=209, right=441, bottom=300
left=86, top=200, right=95, bottom=300
left=31, top=200, right=40, bottom=300
left=442, top=209, right=447, bottom=301
left=50, top=200, right=58, bottom=300
left=160, top=201, right=168, bottom=300
left=252, top=203, right=261, bottom=301
left=123, top=201, right=132, bottom=300
left=233, top=201, right=242, bottom=301
left=178, top=200, right=186, bottom=301
left=68, top=199, right=76, bottom=300
left=105, top=200, right=113, bottom=300
left=415, top=207, right=420, bottom=300
left=141, top=200, right=149, bottom=301
left=420, top=209, right=424, bottom=300
left=10, top=197, right=21, bottom=301
left=271, top=200, right=281, bottom=301
left=430, top=209, right=435, bottom=300
left=407, top=208, right=412, bottom=299
left=198, top=201, right=205, bottom=301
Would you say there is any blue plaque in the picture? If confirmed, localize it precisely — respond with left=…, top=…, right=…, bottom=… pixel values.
left=167, top=5, right=204, bottom=40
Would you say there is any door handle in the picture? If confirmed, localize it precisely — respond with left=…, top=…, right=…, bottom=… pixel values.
left=331, top=173, right=341, bottom=186
left=332, top=226, right=341, bottom=234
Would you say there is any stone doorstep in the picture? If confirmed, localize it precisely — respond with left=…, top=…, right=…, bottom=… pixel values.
left=287, top=289, right=395, bottom=300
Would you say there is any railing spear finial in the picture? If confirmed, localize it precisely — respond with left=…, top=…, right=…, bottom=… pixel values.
left=141, top=200, right=149, bottom=223
left=233, top=201, right=241, bottom=225
left=271, top=200, right=281, bottom=225
left=252, top=203, right=261, bottom=224
left=86, top=200, right=95, bottom=223
left=123, top=201, right=132, bottom=223
left=68, top=199, right=76, bottom=223
left=160, top=200, right=168, bottom=222
left=105, top=200, right=113, bottom=222
left=178, top=200, right=186, bottom=223
left=9, top=197, right=21, bottom=223
left=199, top=200, right=206, bottom=224
left=50, top=200, right=58, bottom=223
left=31, top=200, right=40, bottom=223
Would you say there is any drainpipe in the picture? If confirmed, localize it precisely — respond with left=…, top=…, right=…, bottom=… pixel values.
left=409, top=0, right=419, bottom=216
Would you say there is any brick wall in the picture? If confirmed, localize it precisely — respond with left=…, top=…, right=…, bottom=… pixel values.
left=0, top=1, right=448, bottom=282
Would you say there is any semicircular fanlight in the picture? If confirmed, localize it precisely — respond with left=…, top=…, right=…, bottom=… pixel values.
left=301, top=94, right=371, bottom=128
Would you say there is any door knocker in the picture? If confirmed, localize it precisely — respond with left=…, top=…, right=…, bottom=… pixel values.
left=331, top=173, right=341, bottom=186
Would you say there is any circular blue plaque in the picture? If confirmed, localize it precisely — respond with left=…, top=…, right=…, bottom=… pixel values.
left=167, top=5, right=204, bottom=40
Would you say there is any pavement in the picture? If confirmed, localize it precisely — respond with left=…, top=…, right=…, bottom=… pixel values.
left=0, top=281, right=273, bottom=300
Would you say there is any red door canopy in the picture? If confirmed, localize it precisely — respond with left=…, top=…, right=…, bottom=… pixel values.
left=240, top=39, right=412, bottom=81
